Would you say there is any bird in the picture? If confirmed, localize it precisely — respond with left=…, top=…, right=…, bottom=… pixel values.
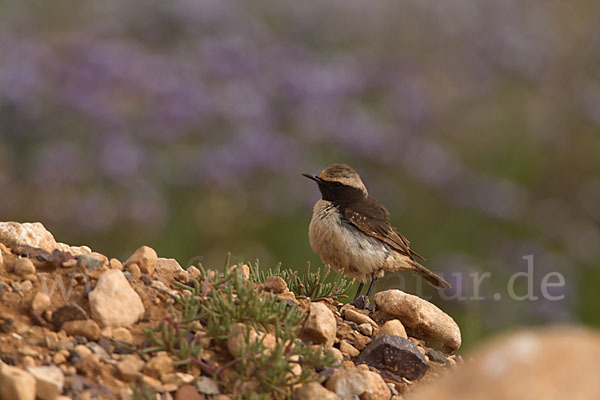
left=303, top=163, right=450, bottom=302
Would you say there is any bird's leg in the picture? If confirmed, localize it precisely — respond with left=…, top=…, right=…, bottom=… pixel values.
left=365, top=278, right=378, bottom=297
left=354, top=282, right=364, bottom=300
left=350, top=280, right=373, bottom=310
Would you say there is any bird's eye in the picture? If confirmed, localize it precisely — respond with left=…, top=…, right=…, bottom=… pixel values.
left=333, top=182, right=342, bottom=187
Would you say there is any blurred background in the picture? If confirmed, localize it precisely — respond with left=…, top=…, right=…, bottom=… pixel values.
left=1, top=0, right=599, bottom=349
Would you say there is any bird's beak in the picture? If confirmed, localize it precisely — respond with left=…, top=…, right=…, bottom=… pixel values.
left=302, top=173, right=321, bottom=183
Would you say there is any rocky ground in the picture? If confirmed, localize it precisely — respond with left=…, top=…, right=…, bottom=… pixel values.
left=0, top=221, right=464, bottom=399
left=2, top=222, right=600, bottom=400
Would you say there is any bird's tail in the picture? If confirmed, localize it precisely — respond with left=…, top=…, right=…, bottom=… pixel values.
left=410, top=260, right=451, bottom=289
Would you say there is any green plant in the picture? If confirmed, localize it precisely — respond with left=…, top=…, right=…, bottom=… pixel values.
left=251, top=260, right=354, bottom=300
left=144, top=257, right=340, bottom=399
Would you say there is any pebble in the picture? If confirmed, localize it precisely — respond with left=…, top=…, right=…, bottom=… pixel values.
left=358, top=323, right=373, bottom=336
left=175, top=385, right=203, bottom=400
left=73, top=344, right=93, bottom=358
left=156, top=258, right=183, bottom=273
left=0, top=363, right=36, bottom=400
left=344, top=308, right=378, bottom=329
left=126, top=264, right=141, bottom=280
left=377, top=319, right=407, bottom=339
left=374, top=290, right=461, bottom=353
left=339, top=340, right=360, bottom=358
left=108, top=258, right=123, bottom=270
left=52, top=303, right=89, bottom=330
left=161, top=372, right=195, bottom=386
left=112, top=327, right=133, bottom=343
left=52, top=350, right=69, bottom=365
left=326, top=347, right=344, bottom=364
left=61, top=320, right=101, bottom=341
left=77, top=254, right=106, bottom=270
left=117, top=355, right=145, bottom=382
left=300, top=302, right=336, bottom=348
left=14, top=258, right=36, bottom=277
left=89, top=269, right=145, bottom=327
left=355, top=335, right=429, bottom=380
left=292, top=382, right=338, bottom=400
left=143, top=352, right=174, bottom=379
left=195, top=376, right=220, bottom=395
left=27, top=365, right=64, bottom=400
left=125, top=246, right=157, bottom=275
left=263, top=276, right=287, bottom=294
left=75, top=354, right=101, bottom=378
left=31, top=292, right=52, bottom=315
left=326, top=367, right=390, bottom=400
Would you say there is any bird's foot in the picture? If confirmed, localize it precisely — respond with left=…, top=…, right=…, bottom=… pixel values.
left=349, top=295, right=373, bottom=311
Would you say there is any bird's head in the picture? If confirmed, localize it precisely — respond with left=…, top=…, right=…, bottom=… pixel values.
left=303, top=164, right=368, bottom=203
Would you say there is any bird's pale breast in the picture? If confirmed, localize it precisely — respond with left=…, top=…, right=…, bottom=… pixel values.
left=308, top=200, right=391, bottom=282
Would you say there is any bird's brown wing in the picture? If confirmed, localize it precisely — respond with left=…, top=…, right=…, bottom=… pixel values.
left=342, top=196, right=425, bottom=261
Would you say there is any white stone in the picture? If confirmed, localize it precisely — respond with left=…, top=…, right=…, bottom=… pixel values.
left=0, top=222, right=57, bottom=252
left=374, top=289, right=461, bottom=353
left=89, top=270, right=144, bottom=327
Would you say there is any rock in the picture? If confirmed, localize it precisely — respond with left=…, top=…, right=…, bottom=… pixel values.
left=31, top=292, right=52, bottom=315
left=161, top=372, right=195, bottom=386
left=292, top=382, right=338, bottom=400
left=0, top=363, right=36, bottom=400
left=377, top=319, right=407, bottom=339
left=340, top=340, right=360, bottom=358
left=140, top=375, right=163, bottom=392
left=0, top=221, right=57, bottom=252
left=300, top=302, right=336, bottom=348
left=77, top=254, right=106, bottom=270
left=195, top=376, right=220, bottom=395
left=55, top=243, right=91, bottom=256
left=52, top=350, right=69, bottom=365
left=226, top=323, right=276, bottom=358
left=89, top=269, right=145, bottom=327
left=52, top=303, right=89, bottom=329
left=358, top=323, right=373, bottom=336
left=175, top=385, right=203, bottom=400
left=408, top=326, right=600, bottom=400
left=73, top=344, right=93, bottom=358
left=0, top=251, right=3, bottom=267
left=374, top=289, right=461, bottom=353
left=263, top=276, right=287, bottom=294
left=61, top=320, right=101, bottom=341
left=112, top=327, right=133, bottom=343
left=326, top=367, right=390, bottom=400
left=143, top=352, right=174, bottom=379
left=75, top=355, right=101, bottom=378
left=126, top=263, right=141, bottom=280
left=27, top=365, right=64, bottom=400
left=156, top=258, right=183, bottom=273
left=326, top=347, right=344, bottom=364
left=108, top=258, right=122, bottom=270
left=125, top=246, right=157, bottom=275
left=116, top=355, right=145, bottom=382
left=13, top=258, right=36, bottom=276
left=344, top=308, right=378, bottom=329
left=355, top=335, right=429, bottom=380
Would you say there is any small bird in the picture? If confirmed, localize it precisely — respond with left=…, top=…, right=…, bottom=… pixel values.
left=303, top=163, right=450, bottom=301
